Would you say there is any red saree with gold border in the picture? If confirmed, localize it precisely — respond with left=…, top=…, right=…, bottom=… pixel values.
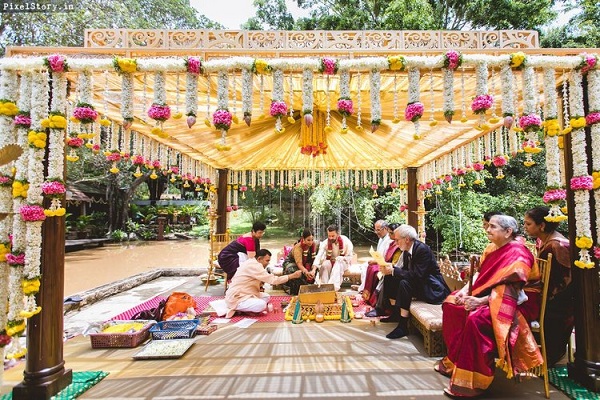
left=440, top=241, right=543, bottom=397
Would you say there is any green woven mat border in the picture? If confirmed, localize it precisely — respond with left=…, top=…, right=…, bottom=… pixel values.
left=549, top=366, right=600, bottom=400
left=0, top=371, right=109, bottom=400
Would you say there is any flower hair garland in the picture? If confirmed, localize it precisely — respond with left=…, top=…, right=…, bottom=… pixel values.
left=184, top=57, right=201, bottom=128
left=405, top=68, right=423, bottom=139
left=370, top=69, right=381, bottom=132
left=337, top=69, right=352, bottom=133
left=270, top=69, right=287, bottom=134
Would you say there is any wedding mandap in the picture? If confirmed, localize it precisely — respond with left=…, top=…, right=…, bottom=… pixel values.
left=0, top=29, right=598, bottom=397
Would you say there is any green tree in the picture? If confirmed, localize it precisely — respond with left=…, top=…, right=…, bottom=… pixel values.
left=247, top=0, right=556, bottom=31
left=0, top=0, right=222, bottom=55
left=540, top=0, right=600, bottom=48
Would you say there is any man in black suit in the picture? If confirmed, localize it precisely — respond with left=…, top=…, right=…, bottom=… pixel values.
left=373, top=224, right=450, bottom=339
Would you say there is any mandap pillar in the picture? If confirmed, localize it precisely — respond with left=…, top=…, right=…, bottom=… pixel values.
left=216, top=169, right=228, bottom=235
left=12, top=202, right=72, bottom=399
left=406, top=167, right=418, bottom=229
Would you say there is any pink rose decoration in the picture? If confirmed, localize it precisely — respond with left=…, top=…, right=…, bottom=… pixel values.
left=543, top=188, right=566, bottom=203
left=73, top=105, right=99, bottom=123
left=41, top=181, right=66, bottom=196
left=6, top=252, right=25, bottom=266
left=492, top=155, right=507, bottom=167
left=106, top=152, right=121, bottom=162
left=337, top=98, right=353, bottom=116
left=148, top=104, right=171, bottom=122
left=14, top=114, right=31, bottom=128
left=213, top=108, right=233, bottom=131
left=19, top=205, right=46, bottom=222
left=132, top=155, right=145, bottom=166
left=444, top=50, right=462, bottom=71
left=67, top=137, right=84, bottom=148
left=570, top=175, right=593, bottom=191
left=270, top=101, right=287, bottom=118
left=405, top=102, right=424, bottom=122
left=45, top=54, right=68, bottom=73
left=585, top=111, right=600, bottom=126
left=518, top=114, right=542, bottom=132
left=185, top=57, right=202, bottom=74
left=472, top=162, right=484, bottom=171
left=471, top=95, right=493, bottom=114
left=320, top=58, right=338, bottom=75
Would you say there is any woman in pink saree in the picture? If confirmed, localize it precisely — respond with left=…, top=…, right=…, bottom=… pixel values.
left=436, top=215, right=543, bottom=398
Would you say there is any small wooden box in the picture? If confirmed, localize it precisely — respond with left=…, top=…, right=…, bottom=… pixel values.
left=298, top=284, right=336, bottom=304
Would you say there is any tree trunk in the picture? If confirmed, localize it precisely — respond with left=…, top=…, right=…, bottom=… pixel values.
left=107, top=173, right=149, bottom=232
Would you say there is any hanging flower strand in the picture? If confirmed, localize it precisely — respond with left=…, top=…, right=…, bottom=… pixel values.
left=586, top=68, right=600, bottom=261
left=442, top=50, right=461, bottom=123
left=500, top=64, right=515, bottom=130
left=214, top=70, right=232, bottom=151
left=542, top=67, right=567, bottom=223
left=569, top=71, right=594, bottom=269
left=270, top=69, right=287, bottom=134
left=337, top=69, right=353, bottom=133
left=405, top=68, right=424, bottom=139
left=370, top=69, right=382, bottom=132
left=302, top=68, right=314, bottom=127
left=113, top=57, right=137, bottom=129
left=287, top=73, right=295, bottom=124
left=471, top=62, right=492, bottom=129
left=518, top=66, right=543, bottom=166
left=184, top=56, right=202, bottom=128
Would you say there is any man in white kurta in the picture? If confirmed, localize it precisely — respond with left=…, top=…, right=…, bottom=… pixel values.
left=218, top=249, right=301, bottom=318
left=347, top=220, right=392, bottom=292
left=313, top=224, right=354, bottom=291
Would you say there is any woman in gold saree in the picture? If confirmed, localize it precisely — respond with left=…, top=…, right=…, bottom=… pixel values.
left=436, top=215, right=543, bottom=398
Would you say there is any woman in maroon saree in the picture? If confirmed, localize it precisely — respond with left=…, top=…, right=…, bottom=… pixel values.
left=436, top=215, right=543, bottom=398
left=524, top=206, right=574, bottom=367
left=362, top=223, right=401, bottom=307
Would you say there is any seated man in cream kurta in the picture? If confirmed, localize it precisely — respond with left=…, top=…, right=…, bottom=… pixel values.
left=212, top=249, right=301, bottom=319
left=313, top=224, right=354, bottom=291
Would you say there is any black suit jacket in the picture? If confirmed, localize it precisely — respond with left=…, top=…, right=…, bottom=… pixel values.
left=392, top=240, right=450, bottom=304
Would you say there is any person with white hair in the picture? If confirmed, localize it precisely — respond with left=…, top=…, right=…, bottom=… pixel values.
left=374, top=224, right=450, bottom=340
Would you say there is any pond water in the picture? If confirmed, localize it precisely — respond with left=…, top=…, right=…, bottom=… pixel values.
left=64, top=238, right=373, bottom=296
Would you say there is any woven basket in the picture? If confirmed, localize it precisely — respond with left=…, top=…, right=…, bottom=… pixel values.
left=89, top=320, right=154, bottom=348
left=150, top=319, right=199, bottom=340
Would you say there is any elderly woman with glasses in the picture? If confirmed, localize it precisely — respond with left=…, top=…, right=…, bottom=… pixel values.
left=436, top=214, right=543, bottom=398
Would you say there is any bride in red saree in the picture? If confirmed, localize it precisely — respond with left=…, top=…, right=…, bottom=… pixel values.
left=437, top=214, right=543, bottom=398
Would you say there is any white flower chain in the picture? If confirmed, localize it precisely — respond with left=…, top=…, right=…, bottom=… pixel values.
left=393, top=74, right=399, bottom=121
left=356, top=72, right=362, bottom=127
left=231, top=71, right=237, bottom=117
left=288, top=73, right=294, bottom=117
left=259, top=75, right=265, bottom=117
left=442, top=68, right=454, bottom=119
left=561, top=70, right=569, bottom=121
left=217, top=70, right=229, bottom=109
left=242, top=68, right=253, bottom=117
left=489, top=68, right=498, bottom=118
left=429, top=69, right=435, bottom=122
left=121, top=73, right=134, bottom=121
left=460, top=66, right=466, bottom=121
left=301, top=68, right=313, bottom=114
left=500, top=65, right=515, bottom=117
left=154, top=71, right=167, bottom=105
left=78, top=71, right=92, bottom=104
left=587, top=70, right=600, bottom=245
left=325, top=75, right=331, bottom=127
left=544, top=68, right=561, bottom=188
left=370, top=69, right=381, bottom=122
left=175, top=73, right=181, bottom=113
left=185, top=71, right=198, bottom=117
left=522, top=66, right=536, bottom=115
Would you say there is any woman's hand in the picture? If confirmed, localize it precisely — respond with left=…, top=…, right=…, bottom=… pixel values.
left=306, top=269, right=315, bottom=279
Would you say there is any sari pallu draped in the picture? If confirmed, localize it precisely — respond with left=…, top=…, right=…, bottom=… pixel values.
left=440, top=241, right=543, bottom=397
left=362, top=243, right=401, bottom=306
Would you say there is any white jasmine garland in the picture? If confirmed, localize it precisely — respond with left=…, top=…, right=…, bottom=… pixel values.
left=241, top=68, right=253, bottom=117
left=356, top=72, right=362, bottom=128
left=339, top=69, right=350, bottom=98
left=370, top=69, right=381, bottom=124
left=407, top=68, right=420, bottom=103
left=287, top=73, right=294, bottom=118
left=121, top=73, right=134, bottom=121
left=393, top=74, right=399, bottom=122
left=500, top=65, right=515, bottom=117
left=522, top=66, right=536, bottom=115
left=153, top=71, right=167, bottom=105
left=543, top=68, right=561, bottom=188
left=272, top=69, right=284, bottom=102
left=301, top=68, right=313, bottom=114
left=217, top=71, right=229, bottom=109
left=185, top=70, right=198, bottom=117
left=442, top=68, right=454, bottom=119
left=78, top=71, right=92, bottom=104
left=475, top=62, right=489, bottom=97
left=587, top=70, right=600, bottom=245
left=0, top=69, right=18, bottom=101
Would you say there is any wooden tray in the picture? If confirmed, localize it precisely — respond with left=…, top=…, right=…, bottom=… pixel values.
left=132, top=339, right=196, bottom=360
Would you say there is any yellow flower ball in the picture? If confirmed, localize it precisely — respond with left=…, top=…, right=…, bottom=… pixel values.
left=488, top=117, right=500, bottom=124
left=151, top=127, right=162, bottom=135
left=232, top=115, right=239, bottom=124
left=55, top=208, right=66, bottom=216
left=19, top=307, right=41, bottom=319
left=413, top=133, right=421, bottom=140
left=510, top=52, right=526, bottom=68
left=66, top=155, right=79, bottom=162
left=592, top=172, right=600, bottom=189
left=460, top=117, right=468, bottom=123
left=287, top=116, right=296, bottom=124
left=99, top=118, right=111, bottom=127
left=355, top=125, right=364, bottom=132
left=570, top=117, right=586, bottom=128
left=109, top=167, right=120, bottom=174
left=523, top=161, right=536, bottom=167
left=340, top=127, right=348, bottom=134
left=172, top=112, right=183, bottom=119
left=150, top=173, right=158, bottom=180
left=133, top=172, right=143, bottom=178
left=204, top=118, right=212, bottom=128
left=561, top=126, right=572, bottom=135
left=575, top=236, right=593, bottom=249
left=324, top=126, right=333, bottom=133
left=557, top=136, right=565, bottom=149
left=392, top=118, right=401, bottom=124
left=429, top=120, right=438, bottom=127
left=258, top=114, right=266, bottom=120
left=69, top=116, right=78, bottom=122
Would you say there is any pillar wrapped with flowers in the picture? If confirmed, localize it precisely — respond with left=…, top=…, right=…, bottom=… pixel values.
left=585, top=65, right=600, bottom=262
left=568, top=70, right=595, bottom=268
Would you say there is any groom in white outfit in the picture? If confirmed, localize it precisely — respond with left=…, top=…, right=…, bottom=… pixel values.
left=313, top=224, right=354, bottom=291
